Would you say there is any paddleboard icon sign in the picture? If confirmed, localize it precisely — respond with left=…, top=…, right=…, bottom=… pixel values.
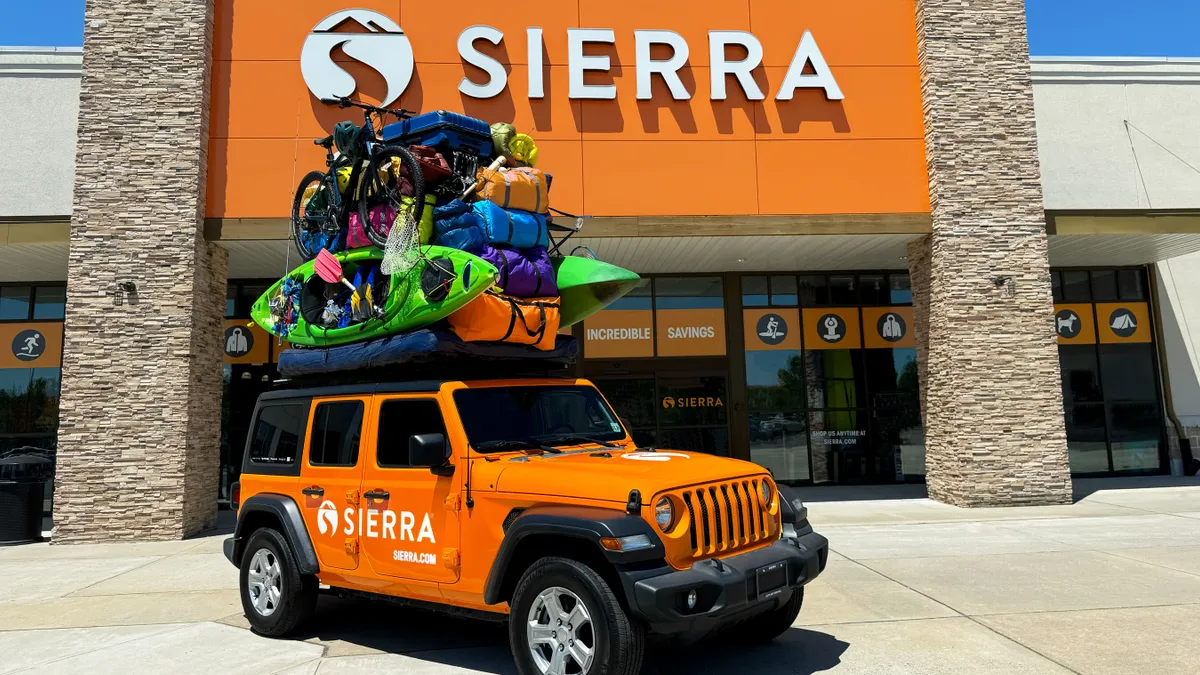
left=224, top=326, right=254, bottom=358
left=12, top=330, right=45, bottom=361
left=755, top=313, right=788, bottom=346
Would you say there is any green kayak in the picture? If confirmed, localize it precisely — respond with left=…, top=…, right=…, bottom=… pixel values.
left=252, top=246, right=498, bottom=347
left=553, top=256, right=643, bottom=327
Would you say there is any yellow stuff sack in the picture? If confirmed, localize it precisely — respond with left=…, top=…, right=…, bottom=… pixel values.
left=447, top=291, right=561, bottom=351
left=408, top=193, right=437, bottom=244
left=475, top=166, right=550, bottom=214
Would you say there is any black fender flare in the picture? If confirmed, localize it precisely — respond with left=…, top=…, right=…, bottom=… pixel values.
left=482, top=505, right=665, bottom=606
left=231, top=493, right=320, bottom=575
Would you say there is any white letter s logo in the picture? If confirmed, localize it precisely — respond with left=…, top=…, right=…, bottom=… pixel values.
left=300, top=10, right=414, bottom=107
left=316, top=500, right=338, bottom=536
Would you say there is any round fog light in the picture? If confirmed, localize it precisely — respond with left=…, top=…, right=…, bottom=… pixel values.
left=686, top=589, right=698, bottom=610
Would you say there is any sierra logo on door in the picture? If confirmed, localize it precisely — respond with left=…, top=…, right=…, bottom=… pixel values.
left=300, top=9, right=414, bottom=107
left=314, top=499, right=436, bottom=544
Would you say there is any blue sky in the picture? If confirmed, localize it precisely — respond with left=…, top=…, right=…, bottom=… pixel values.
left=1, top=0, right=1198, bottom=57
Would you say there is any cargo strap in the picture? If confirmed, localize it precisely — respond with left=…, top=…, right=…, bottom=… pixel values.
left=498, top=294, right=555, bottom=345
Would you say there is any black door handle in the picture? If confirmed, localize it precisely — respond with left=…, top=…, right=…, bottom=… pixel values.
left=364, top=489, right=390, bottom=500
left=302, top=486, right=325, bottom=497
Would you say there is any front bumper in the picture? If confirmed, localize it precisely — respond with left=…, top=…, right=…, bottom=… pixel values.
left=622, top=529, right=828, bottom=636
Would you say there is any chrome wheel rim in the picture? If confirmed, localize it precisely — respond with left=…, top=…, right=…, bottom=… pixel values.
left=246, top=548, right=283, bottom=617
left=526, top=586, right=595, bottom=675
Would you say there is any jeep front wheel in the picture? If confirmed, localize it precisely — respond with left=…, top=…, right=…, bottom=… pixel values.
left=509, top=557, right=645, bottom=675
left=239, top=528, right=317, bottom=637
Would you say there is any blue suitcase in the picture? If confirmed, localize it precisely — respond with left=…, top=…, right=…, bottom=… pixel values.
left=380, top=110, right=493, bottom=157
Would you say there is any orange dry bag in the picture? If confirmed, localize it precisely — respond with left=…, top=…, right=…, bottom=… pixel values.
left=475, top=167, right=550, bottom=214
left=447, top=291, right=561, bottom=351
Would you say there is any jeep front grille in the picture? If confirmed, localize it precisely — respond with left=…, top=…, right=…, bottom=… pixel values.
left=678, top=479, right=774, bottom=560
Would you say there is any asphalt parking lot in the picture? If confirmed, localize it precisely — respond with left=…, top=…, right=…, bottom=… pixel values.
left=2, top=478, right=1198, bottom=674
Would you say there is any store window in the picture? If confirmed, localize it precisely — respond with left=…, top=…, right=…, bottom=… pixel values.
left=1052, top=267, right=1164, bottom=475
left=741, top=272, right=921, bottom=485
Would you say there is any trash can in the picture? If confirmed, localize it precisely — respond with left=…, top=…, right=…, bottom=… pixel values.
left=0, top=454, right=53, bottom=545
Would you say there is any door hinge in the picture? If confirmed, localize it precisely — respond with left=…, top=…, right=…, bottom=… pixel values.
left=442, top=547, right=461, bottom=567
left=444, top=493, right=461, bottom=512
left=344, top=538, right=359, bottom=555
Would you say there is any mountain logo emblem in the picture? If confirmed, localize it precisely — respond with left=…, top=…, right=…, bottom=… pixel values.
left=317, top=500, right=339, bottom=536
left=300, top=10, right=414, bottom=107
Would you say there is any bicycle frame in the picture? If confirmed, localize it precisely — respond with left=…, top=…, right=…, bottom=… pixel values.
left=309, top=98, right=415, bottom=231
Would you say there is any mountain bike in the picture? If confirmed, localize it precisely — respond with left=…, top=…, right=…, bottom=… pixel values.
left=290, top=98, right=427, bottom=260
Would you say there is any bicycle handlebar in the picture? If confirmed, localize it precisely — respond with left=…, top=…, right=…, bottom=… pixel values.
left=319, top=96, right=413, bottom=120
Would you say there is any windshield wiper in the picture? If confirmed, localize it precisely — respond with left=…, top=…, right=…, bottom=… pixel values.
left=475, top=439, right=562, bottom=454
left=533, top=434, right=617, bottom=448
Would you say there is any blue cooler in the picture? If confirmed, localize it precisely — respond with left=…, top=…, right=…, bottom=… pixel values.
left=380, top=111, right=493, bottom=157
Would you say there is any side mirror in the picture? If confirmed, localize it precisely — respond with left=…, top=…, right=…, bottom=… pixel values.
left=409, top=433, right=451, bottom=469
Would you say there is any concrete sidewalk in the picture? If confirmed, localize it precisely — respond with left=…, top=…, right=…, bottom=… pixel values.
left=2, top=478, right=1199, bottom=674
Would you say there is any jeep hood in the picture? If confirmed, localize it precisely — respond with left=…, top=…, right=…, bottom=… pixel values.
left=491, top=449, right=770, bottom=503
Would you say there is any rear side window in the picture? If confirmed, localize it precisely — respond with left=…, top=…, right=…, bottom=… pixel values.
left=248, top=404, right=306, bottom=465
left=309, top=400, right=364, bottom=466
left=376, top=399, right=448, bottom=467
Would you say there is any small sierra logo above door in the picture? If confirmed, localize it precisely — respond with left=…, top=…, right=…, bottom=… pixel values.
left=300, top=9, right=414, bottom=108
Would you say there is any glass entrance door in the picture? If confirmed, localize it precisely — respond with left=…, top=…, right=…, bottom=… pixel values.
left=593, top=373, right=730, bottom=456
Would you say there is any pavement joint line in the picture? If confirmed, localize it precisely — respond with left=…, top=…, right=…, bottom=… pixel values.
left=1097, top=548, right=1200, bottom=579
left=265, top=656, right=322, bottom=675
left=841, top=550, right=1101, bottom=674
left=60, top=555, right=169, bottom=598
left=961, top=615, right=1085, bottom=675
left=964, top=598, right=1200, bottom=619
left=4, top=622, right=192, bottom=674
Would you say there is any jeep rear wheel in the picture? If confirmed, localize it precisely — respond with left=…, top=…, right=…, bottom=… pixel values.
left=509, top=557, right=644, bottom=675
left=239, top=528, right=317, bottom=637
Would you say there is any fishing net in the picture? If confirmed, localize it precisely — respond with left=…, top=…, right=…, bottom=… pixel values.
left=380, top=205, right=421, bottom=277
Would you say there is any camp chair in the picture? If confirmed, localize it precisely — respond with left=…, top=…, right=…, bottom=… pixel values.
left=546, top=207, right=594, bottom=258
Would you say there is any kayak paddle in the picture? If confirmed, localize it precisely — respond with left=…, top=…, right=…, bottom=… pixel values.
left=314, top=249, right=384, bottom=318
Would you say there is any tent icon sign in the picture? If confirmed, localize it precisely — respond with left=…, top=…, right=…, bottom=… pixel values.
left=1109, top=308, right=1138, bottom=338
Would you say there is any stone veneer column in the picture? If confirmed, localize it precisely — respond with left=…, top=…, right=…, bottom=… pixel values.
left=54, top=0, right=228, bottom=541
left=908, top=0, right=1072, bottom=505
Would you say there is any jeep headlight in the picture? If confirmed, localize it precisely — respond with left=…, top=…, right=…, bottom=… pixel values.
left=654, top=496, right=674, bottom=531
left=760, top=480, right=773, bottom=508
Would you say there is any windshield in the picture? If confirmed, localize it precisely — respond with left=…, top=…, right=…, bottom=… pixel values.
left=454, top=385, right=627, bottom=452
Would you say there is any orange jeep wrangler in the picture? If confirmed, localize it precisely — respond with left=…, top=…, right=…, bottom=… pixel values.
left=223, top=377, right=827, bottom=675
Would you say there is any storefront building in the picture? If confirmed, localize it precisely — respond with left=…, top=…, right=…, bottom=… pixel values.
left=2, top=1, right=1199, bottom=541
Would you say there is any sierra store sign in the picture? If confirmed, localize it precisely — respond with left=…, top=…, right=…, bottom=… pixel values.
left=301, top=9, right=845, bottom=107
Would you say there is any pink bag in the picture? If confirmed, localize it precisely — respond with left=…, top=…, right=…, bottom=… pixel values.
left=347, top=203, right=397, bottom=249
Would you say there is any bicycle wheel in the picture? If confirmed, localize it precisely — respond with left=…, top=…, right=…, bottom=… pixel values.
left=359, top=145, right=426, bottom=248
left=291, top=170, right=339, bottom=261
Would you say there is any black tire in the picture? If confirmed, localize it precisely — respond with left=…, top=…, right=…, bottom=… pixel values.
left=726, top=587, right=804, bottom=645
left=238, top=528, right=318, bottom=637
left=359, top=144, right=427, bottom=248
left=291, top=170, right=338, bottom=261
left=509, top=556, right=645, bottom=675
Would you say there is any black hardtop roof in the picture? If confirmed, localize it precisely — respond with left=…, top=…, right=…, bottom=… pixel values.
left=258, top=374, right=580, bottom=403
left=259, top=381, right=446, bottom=401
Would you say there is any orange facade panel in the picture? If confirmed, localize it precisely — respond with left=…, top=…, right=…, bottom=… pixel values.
left=207, top=0, right=929, bottom=220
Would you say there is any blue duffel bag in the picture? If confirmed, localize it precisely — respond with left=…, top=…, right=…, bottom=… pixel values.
left=474, top=200, right=549, bottom=249
left=434, top=200, right=549, bottom=252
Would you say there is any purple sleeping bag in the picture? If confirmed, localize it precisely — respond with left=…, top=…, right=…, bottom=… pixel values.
left=479, top=245, right=558, bottom=297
